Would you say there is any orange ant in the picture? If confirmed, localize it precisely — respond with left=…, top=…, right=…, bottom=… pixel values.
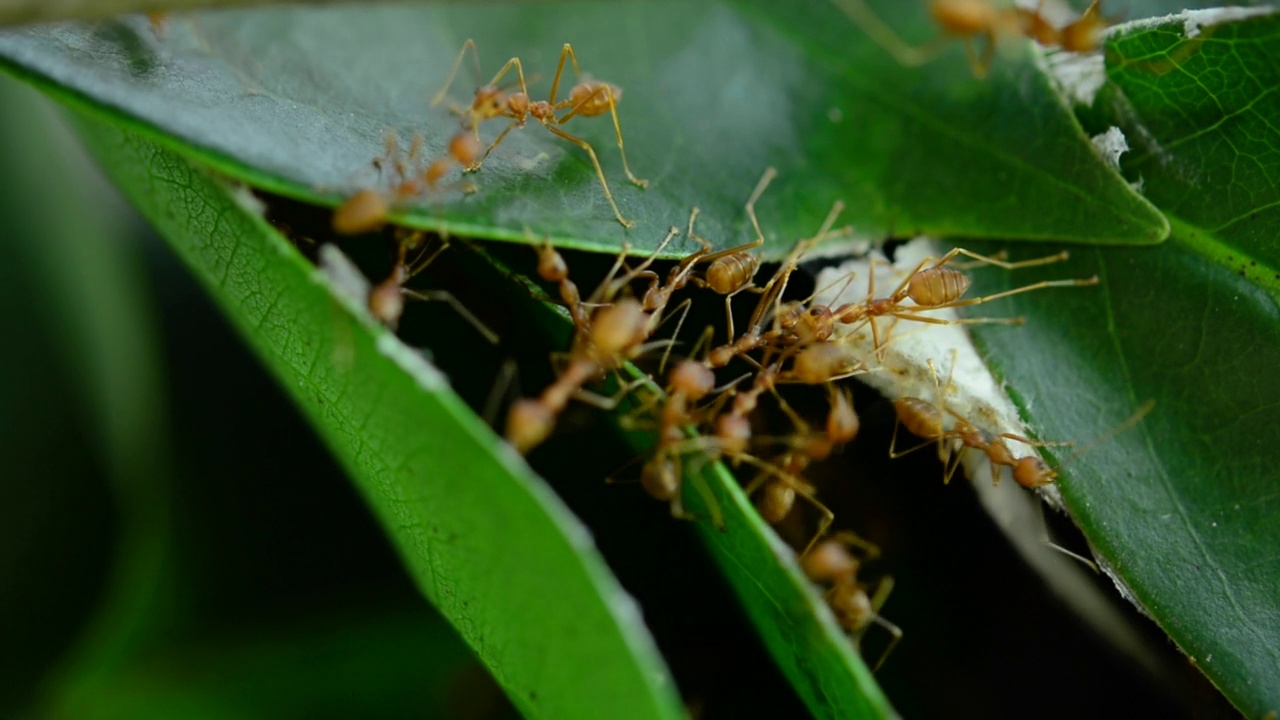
left=802, top=532, right=901, bottom=671
left=364, top=231, right=499, bottom=345
left=630, top=359, right=726, bottom=528
left=825, top=247, right=1098, bottom=360
left=332, top=130, right=480, bottom=235
left=831, top=0, right=1111, bottom=78
left=504, top=229, right=685, bottom=453
left=889, top=352, right=1068, bottom=485
left=701, top=199, right=851, bottom=370
left=431, top=39, right=647, bottom=227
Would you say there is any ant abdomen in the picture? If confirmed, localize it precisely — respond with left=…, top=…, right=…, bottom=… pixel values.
left=907, top=265, right=971, bottom=307
left=704, top=253, right=761, bottom=295
left=893, top=397, right=943, bottom=440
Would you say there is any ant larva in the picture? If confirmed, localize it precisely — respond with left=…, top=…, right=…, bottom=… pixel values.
left=830, top=0, right=1111, bottom=78
left=432, top=39, right=647, bottom=227
left=332, top=130, right=480, bottom=235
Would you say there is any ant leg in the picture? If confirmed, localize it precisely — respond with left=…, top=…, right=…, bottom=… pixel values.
left=656, top=298, right=695, bottom=375
left=400, top=288, right=500, bottom=344
left=430, top=38, right=481, bottom=109
left=744, top=166, right=776, bottom=248
left=934, top=247, right=1070, bottom=271
left=483, top=358, right=519, bottom=428
left=544, top=124, right=636, bottom=228
left=686, top=206, right=714, bottom=250
left=828, top=0, right=941, bottom=66
left=602, top=226, right=681, bottom=300
left=573, top=376, right=648, bottom=411
left=470, top=119, right=523, bottom=172
left=932, top=276, right=1100, bottom=312
left=548, top=43, right=574, bottom=106
left=1037, top=501, right=1101, bottom=573
left=601, top=84, right=648, bottom=188
left=865, top=578, right=902, bottom=672
left=797, top=491, right=836, bottom=559
left=687, top=468, right=726, bottom=531
left=887, top=418, right=938, bottom=460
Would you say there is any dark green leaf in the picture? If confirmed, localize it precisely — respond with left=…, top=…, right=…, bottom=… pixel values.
left=968, top=10, right=1280, bottom=716
left=66, top=110, right=684, bottom=720
left=0, top=1, right=1164, bottom=258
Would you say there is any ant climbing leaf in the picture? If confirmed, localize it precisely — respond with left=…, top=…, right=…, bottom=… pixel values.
left=0, top=1, right=1165, bottom=257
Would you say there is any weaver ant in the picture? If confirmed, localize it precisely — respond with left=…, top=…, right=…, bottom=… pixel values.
left=830, top=0, right=1111, bottom=77
left=802, top=533, right=901, bottom=671
left=827, top=247, right=1098, bottom=360
left=365, top=231, right=499, bottom=345
left=432, top=39, right=647, bottom=227
left=332, top=130, right=480, bottom=235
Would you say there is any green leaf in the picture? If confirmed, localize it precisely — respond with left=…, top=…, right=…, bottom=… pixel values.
left=0, top=1, right=1165, bottom=257
left=49, top=609, right=513, bottom=720
left=0, top=72, right=174, bottom=711
left=683, top=463, right=898, bottom=719
left=65, top=110, right=684, bottom=720
left=967, top=10, right=1280, bottom=716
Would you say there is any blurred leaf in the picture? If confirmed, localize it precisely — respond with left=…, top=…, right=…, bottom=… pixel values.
left=0, top=1, right=1164, bottom=258
left=967, top=10, right=1280, bottom=717
left=0, top=73, right=173, bottom=713
left=50, top=609, right=516, bottom=720
left=65, top=111, right=684, bottom=720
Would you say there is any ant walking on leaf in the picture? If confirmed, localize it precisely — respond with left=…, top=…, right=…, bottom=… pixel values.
left=432, top=39, right=648, bottom=227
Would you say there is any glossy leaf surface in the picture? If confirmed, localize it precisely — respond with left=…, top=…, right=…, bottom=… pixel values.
left=969, top=10, right=1280, bottom=716
left=0, top=1, right=1165, bottom=257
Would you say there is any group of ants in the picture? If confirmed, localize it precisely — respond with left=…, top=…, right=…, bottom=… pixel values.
left=321, top=0, right=1124, bottom=673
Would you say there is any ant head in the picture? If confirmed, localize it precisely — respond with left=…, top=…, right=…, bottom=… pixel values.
left=801, top=539, right=860, bottom=583
left=472, top=86, right=506, bottom=118
left=714, top=414, right=751, bottom=456
left=669, top=360, right=715, bottom=401
left=506, top=399, right=555, bottom=454
left=1013, top=455, right=1056, bottom=488
left=640, top=456, right=679, bottom=501
left=588, top=298, right=647, bottom=356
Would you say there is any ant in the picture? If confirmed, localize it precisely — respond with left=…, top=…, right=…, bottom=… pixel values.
left=802, top=532, right=901, bottom=671
left=332, top=130, right=480, bottom=235
left=432, top=39, right=647, bottom=227
left=830, top=0, right=1111, bottom=78
left=504, top=229, right=688, bottom=453
left=889, top=351, right=1068, bottom=485
left=365, top=230, right=499, bottom=344
left=701, top=196, right=852, bottom=369
left=825, top=247, right=1098, bottom=361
